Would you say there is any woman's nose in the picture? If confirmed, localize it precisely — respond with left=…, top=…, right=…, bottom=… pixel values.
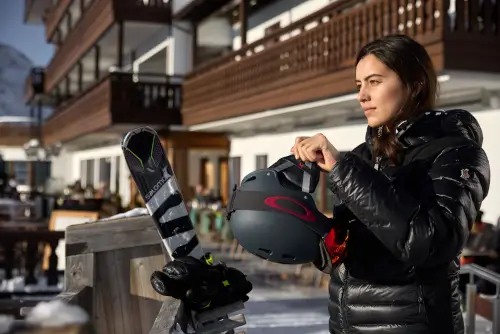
left=357, top=87, right=369, bottom=102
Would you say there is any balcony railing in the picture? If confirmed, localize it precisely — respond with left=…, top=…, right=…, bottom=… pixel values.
left=44, top=0, right=71, bottom=42
left=0, top=230, right=64, bottom=286
left=24, top=0, right=35, bottom=21
left=43, top=72, right=182, bottom=145
left=44, top=0, right=172, bottom=93
left=24, top=76, right=34, bottom=103
left=181, top=0, right=500, bottom=126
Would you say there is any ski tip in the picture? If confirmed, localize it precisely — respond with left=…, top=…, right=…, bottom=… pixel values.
left=121, top=126, right=158, bottom=148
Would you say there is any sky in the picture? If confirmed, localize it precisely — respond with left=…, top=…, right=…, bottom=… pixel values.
left=0, top=0, right=54, bottom=66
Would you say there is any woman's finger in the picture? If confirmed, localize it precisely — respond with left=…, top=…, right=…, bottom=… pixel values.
left=303, top=144, right=317, bottom=162
left=297, top=144, right=309, bottom=162
left=295, top=136, right=308, bottom=145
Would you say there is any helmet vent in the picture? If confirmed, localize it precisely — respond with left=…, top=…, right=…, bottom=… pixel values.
left=281, top=254, right=296, bottom=260
left=258, top=248, right=272, bottom=255
left=242, top=176, right=257, bottom=184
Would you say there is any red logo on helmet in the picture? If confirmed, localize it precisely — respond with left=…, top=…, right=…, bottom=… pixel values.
left=264, top=196, right=317, bottom=222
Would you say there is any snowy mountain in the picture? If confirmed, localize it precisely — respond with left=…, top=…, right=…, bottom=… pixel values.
left=0, top=43, right=52, bottom=120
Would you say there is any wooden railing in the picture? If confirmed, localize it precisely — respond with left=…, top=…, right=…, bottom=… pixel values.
left=44, top=0, right=71, bottom=42
left=24, top=0, right=35, bottom=21
left=182, top=0, right=500, bottom=124
left=0, top=231, right=64, bottom=287
left=44, top=0, right=172, bottom=93
left=109, top=72, right=182, bottom=122
left=24, top=76, right=33, bottom=103
left=43, top=72, right=182, bottom=145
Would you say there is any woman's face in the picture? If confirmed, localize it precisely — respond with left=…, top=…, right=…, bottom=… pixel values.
left=355, top=54, right=408, bottom=127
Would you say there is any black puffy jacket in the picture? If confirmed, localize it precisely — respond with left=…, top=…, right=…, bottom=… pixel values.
left=327, top=110, right=490, bottom=334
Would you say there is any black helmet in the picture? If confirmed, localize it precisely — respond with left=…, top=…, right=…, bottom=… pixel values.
left=226, top=155, right=347, bottom=269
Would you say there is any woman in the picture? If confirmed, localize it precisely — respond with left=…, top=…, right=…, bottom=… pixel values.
left=291, top=35, right=490, bottom=333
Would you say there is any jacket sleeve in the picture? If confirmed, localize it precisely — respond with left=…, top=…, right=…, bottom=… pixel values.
left=328, top=144, right=490, bottom=266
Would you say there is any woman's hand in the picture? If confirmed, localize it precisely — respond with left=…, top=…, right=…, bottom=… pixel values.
left=290, top=133, right=341, bottom=172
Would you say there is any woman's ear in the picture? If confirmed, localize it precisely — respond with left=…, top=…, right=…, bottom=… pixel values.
left=413, top=81, right=424, bottom=95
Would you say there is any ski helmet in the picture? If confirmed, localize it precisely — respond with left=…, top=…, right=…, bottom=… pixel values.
left=225, top=155, right=348, bottom=269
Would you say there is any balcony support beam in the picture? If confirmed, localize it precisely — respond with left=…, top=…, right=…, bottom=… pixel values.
left=66, top=12, right=72, bottom=33
left=239, top=0, right=248, bottom=46
left=55, top=86, right=62, bottom=105
left=117, top=21, right=124, bottom=68
left=65, top=77, right=71, bottom=99
left=94, top=46, right=100, bottom=80
left=77, top=62, right=83, bottom=93
left=192, top=22, right=198, bottom=67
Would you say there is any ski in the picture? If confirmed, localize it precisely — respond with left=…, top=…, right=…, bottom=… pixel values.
left=121, top=126, right=246, bottom=334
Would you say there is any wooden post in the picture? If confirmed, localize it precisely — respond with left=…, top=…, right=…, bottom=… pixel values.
left=239, top=0, right=248, bottom=46
left=53, top=215, right=179, bottom=334
left=165, top=140, right=190, bottom=198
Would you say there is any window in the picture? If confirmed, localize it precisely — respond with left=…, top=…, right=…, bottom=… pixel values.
left=84, top=159, right=94, bottom=187
left=255, top=154, right=268, bottom=170
left=115, top=156, right=121, bottom=193
left=98, top=157, right=111, bottom=187
left=34, top=161, right=51, bottom=188
left=12, top=161, right=29, bottom=185
left=228, top=156, right=241, bottom=194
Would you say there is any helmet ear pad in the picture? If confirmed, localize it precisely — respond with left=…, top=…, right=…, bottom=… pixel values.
left=226, top=168, right=331, bottom=265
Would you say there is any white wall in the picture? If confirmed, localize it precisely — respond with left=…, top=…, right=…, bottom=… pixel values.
left=0, top=147, right=29, bottom=161
left=232, top=0, right=332, bottom=49
left=50, top=148, right=74, bottom=182
left=168, top=22, right=193, bottom=76
left=230, top=109, right=500, bottom=224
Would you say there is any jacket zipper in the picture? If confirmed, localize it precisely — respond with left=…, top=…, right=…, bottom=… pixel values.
left=418, top=285, right=423, bottom=313
left=374, top=156, right=382, bottom=171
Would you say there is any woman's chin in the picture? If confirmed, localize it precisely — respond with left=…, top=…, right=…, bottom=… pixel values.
left=366, top=117, right=383, bottom=128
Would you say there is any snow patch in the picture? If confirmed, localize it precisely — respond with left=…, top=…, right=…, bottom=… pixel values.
left=26, top=300, right=89, bottom=327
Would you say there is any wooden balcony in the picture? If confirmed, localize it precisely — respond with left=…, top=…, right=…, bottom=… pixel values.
left=45, top=0, right=71, bottom=42
left=43, top=72, right=182, bottom=145
left=0, top=124, right=32, bottom=147
left=44, top=0, right=172, bottom=94
left=24, top=0, right=52, bottom=23
left=181, top=0, right=500, bottom=126
left=25, top=76, right=33, bottom=103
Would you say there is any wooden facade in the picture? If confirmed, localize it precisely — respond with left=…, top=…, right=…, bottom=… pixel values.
left=181, top=0, right=500, bottom=126
left=23, top=0, right=178, bottom=146
left=45, top=0, right=171, bottom=94
left=0, top=124, right=32, bottom=147
left=24, top=0, right=172, bottom=102
left=44, top=0, right=72, bottom=42
left=43, top=72, right=182, bottom=145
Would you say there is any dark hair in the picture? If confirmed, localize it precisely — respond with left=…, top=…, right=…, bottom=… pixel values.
left=356, top=35, right=438, bottom=163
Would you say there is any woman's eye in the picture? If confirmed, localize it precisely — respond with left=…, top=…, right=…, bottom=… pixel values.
left=369, top=80, right=380, bottom=86
left=356, top=85, right=362, bottom=91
